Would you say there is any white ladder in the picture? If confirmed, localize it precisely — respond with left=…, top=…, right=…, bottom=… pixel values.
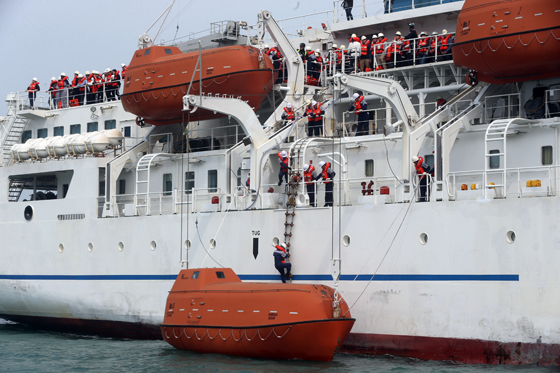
left=134, top=153, right=174, bottom=215
left=1, top=96, right=30, bottom=166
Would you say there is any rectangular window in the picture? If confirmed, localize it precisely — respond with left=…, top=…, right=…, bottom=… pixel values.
left=489, top=149, right=500, bottom=169
left=185, top=171, right=195, bottom=194
left=542, top=146, right=553, bottom=165
left=21, top=130, right=32, bottom=143
left=144, top=48, right=151, bottom=55
left=70, top=124, right=81, bottom=134
left=163, top=173, right=172, bottom=196
left=53, top=126, right=64, bottom=137
left=98, top=168, right=106, bottom=197
left=208, top=170, right=218, bottom=193
left=424, top=154, right=434, bottom=169
left=123, top=126, right=131, bottom=138
left=37, top=128, right=48, bottom=138
left=164, top=48, right=173, bottom=55
left=365, top=159, right=374, bottom=177
left=104, top=120, right=116, bottom=130
left=87, top=122, right=98, bottom=132
left=118, top=179, right=126, bottom=195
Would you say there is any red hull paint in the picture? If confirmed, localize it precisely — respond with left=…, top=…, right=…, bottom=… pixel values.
left=453, top=0, right=560, bottom=84
left=162, top=319, right=355, bottom=361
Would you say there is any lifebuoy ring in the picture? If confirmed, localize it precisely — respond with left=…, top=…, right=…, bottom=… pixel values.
left=135, top=117, right=145, bottom=127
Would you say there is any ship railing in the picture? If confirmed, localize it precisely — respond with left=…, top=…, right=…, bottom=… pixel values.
left=333, top=0, right=462, bottom=19
left=191, top=187, right=224, bottom=213
left=484, top=93, right=521, bottom=122
left=149, top=124, right=243, bottom=154
left=112, top=191, right=178, bottom=217
left=447, top=166, right=560, bottom=200
left=545, top=89, right=560, bottom=119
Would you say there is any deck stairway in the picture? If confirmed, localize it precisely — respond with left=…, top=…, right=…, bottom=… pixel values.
left=8, top=178, right=28, bottom=202
left=1, top=97, right=30, bottom=166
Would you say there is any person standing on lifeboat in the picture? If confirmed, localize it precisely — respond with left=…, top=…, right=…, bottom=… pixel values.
left=273, top=243, right=292, bottom=283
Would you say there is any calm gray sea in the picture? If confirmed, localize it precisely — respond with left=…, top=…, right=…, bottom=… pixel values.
left=0, top=320, right=558, bottom=373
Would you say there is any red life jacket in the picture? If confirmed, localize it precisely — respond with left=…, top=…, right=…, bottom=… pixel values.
left=430, top=36, right=441, bottom=54
left=336, top=50, right=343, bottom=63
left=122, top=66, right=128, bottom=79
left=375, top=38, right=387, bottom=54
left=278, top=152, right=289, bottom=171
left=386, top=40, right=400, bottom=61
left=322, top=163, right=332, bottom=183
left=354, top=96, right=364, bottom=114
left=72, top=76, right=79, bottom=87
left=57, top=76, right=68, bottom=90
left=283, top=107, right=295, bottom=121
left=417, top=37, right=429, bottom=54
left=360, top=41, right=369, bottom=56
left=414, top=156, right=428, bottom=179
left=304, top=165, right=315, bottom=185
left=312, top=102, right=322, bottom=120
left=401, top=40, right=410, bottom=55
left=78, top=77, right=86, bottom=92
left=349, top=36, right=360, bottom=43
left=439, top=34, right=452, bottom=52
left=28, top=81, right=40, bottom=91
left=275, top=245, right=287, bottom=263
left=49, top=81, right=58, bottom=97
left=112, top=71, right=120, bottom=87
left=316, top=55, right=323, bottom=64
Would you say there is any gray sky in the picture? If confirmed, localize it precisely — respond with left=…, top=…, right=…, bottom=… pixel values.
left=0, top=0, right=328, bottom=112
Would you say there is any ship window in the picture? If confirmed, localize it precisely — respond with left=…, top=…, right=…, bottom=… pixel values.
left=37, top=128, right=47, bottom=138
left=144, top=48, right=151, bottom=55
left=208, top=170, right=218, bottom=193
left=163, top=173, right=172, bottom=196
left=70, top=124, right=81, bottom=134
left=9, top=171, right=73, bottom=202
left=192, top=271, right=199, bottom=279
left=216, top=271, right=225, bottom=279
left=542, top=146, right=553, bottom=165
left=237, top=167, right=241, bottom=187
left=87, top=122, right=98, bottom=132
left=104, top=120, right=116, bottom=130
left=424, top=154, right=434, bottom=169
left=365, top=159, right=374, bottom=177
left=118, top=179, right=126, bottom=195
left=489, top=149, right=500, bottom=169
left=21, top=130, right=32, bottom=143
left=54, top=126, right=64, bottom=136
left=164, top=48, right=173, bottom=55
left=99, top=168, right=105, bottom=197
left=185, top=171, right=195, bottom=194
left=123, top=126, right=131, bottom=137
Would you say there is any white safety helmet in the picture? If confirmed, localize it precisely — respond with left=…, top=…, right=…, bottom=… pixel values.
left=316, top=49, right=321, bottom=54
left=432, top=31, right=438, bottom=35
left=280, top=243, right=287, bottom=250
left=51, top=77, right=56, bottom=81
left=396, top=31, right=402, bottom=36
left=442, top=29, right=448, bottom=35
left=372, top=34, right=378, bottom=39
left=286, top=103, right=292, bottom=108
left=85, top=71, right=90, bottom=75
left=351, top=33, right=357, bottom=38
left=353, top=93, right=359, bottom=99
left=74, top=71, right=79, bottom=75
left=61, top=72, right=66, bottom=76
left=264, top=44, right=269, bottom=48
left=121, top=63, right=126, bottom=67
left=281, top=151, right=288, bottom=158
left=420, top=31, right=427, bottom=36
left=32, top=77, right=37, bottom=81
left=340, top=45, right=346, bottom=50
left=412, top=156, right=419, bottom=163
left=105, top=68, right=111, bottom=73
left=78, top=74, right=83, bottom=78
left=319, top=161, right=326, bottom=168
left=303, top=164, right=309, bottom=171
left=332, top=43, right=338, bottom=48
left=361, top=36, right=366, bottom=40
left=305, top=46, right=311, bottom=51
left=311, top=100, right=317, bottom=106
left=378, top=32, right=384, bottom=37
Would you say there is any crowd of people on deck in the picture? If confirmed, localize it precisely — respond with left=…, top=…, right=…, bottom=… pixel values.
left=25, top=64, right=128, bottom=109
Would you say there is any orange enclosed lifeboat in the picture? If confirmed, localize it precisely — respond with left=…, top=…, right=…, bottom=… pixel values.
left=161, top=268, right=355, bottom=361
left=121, top=45, right=276, bottom=126
left=453, top=0, right=560, bottom=84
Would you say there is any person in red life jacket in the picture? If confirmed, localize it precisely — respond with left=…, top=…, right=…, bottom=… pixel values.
left=57, top=73, right=70, bottom=108
left=385, top=31, right=403, bottom=69
left=413, top=156, right=431, bottom=202
left=349, top=93, right=369, bottom=136
left=429, top=31, right=440, bottom=63
left=281, top=103, right=296, bottom=125
left=102, top=68, right=115, bottom=101
left=436, top=96, right=447, bottom=108
left=94, top=71, right=104, bottom=103
left=416, top=32, right=430, bottom=65
left=26, top=78, right=40, bottom=109
left=348, top=34, right=361, bottom=72
left=273, top=243, right=292, bottom=283
left=112, top=69, right=121, bottom=100
left=374, top=33, right=387, bottom=70
left=75, top=74, right=86, bottom=106
left=70, top=71, right=80, bottom=103
left=48, top=77, right=58, bottom=109
left=278, top=150, right=290, bottom=186
left=314, top=49, right=323, bottom=81
left=304, top=100, right=324, bottom=137
left=359, top=36, right=371, bottom=72
left=121, top=63, right=128, bottom=80
left=438, top=29, right=454, bottom=61
left=303, top=163, right=318, bottom=207
left=317, top=161, right=336, bottom=207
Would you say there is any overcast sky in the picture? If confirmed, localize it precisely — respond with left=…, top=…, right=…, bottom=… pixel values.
left=0, top=0, right=330, bottom=112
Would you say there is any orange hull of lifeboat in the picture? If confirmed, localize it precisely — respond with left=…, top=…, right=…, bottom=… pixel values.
left=161, top=268, right=356, bottom=361
left=121, top=45, right=276, bottom=126
left=453, top=0, right=560, bottom=84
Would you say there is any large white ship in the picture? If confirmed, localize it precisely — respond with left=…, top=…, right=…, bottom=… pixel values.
left=1, top=0, right=560, bottom=365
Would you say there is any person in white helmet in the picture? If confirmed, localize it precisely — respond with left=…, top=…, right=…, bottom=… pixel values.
left=76, top=74, right=86, bottom=106
left=281, top=103, right=296, bottom=125
left=278, top=150, right=290, bottom=186
left=413, top=155, right=431, bottom=202
left=48, top=77, right=58, bottom=108
left=349, top=92, right=369, bottom=136
left=26, top=78, right=40, bottom=109
left=303, top=163, right=318, bottom=207
left=121, top=63, right=128, bottom=80
left=58, top=73, right=71, bottom=108
left=317, top=160, right=336, bottom=207
left=304, top=100, right=325, bottom=137
left=342, top=0, right=353, bottom=21
left=273, top=242, right=292, bottom=283
left=374, top=32, right=388, bottom=70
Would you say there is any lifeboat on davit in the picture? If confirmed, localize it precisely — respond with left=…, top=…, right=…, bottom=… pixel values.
left=121, top=45, right=276, bottom=126
left=161, top=268, right=355, bottom=361
left=453, top=0, right=560, bottom=84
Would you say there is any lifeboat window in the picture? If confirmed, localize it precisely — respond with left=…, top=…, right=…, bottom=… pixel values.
left=163, top=173, right=172, bottom=196
left=54, top=126, right=64, bottom=136
left=216, top=271, right=225, bottom=279
left=489, top=149, right=500, bottom=169
left=9, top=171, right=73, bottom=202
left=70, top=124, right=81, bottom=134
left=123, top=126, right=131, bottom=138
left=208, top=170, right=218, bottom=193
left=21, top=130, right=32, bottom=143
left=87, top=122, right=98, bottom=132
left=118, top=179, right=126, bottom=195
left=37, top=128, right=47, bottom=138
left=365, top=159, right=374, bottom=177
left=192, top=271, right=199, bottom=279
left=104, top=120, right=116, bottom=130
left=144, top=48, right=151, bottom=55
left=185, top=171, right=195, bottom=194
left=542, top=146, right=553, bottom=165
left=164, top=48, right=173, bottom=55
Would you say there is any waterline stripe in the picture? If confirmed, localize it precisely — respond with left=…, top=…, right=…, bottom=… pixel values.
left=0, top=274, right=519, bottom=281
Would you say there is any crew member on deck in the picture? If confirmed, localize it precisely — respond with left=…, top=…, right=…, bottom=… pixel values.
left=48, top=77, right=57, bottom=108
left=281, top=103, right=296, bottom=125
left=304, top=100, right=324, bottom=137
left=303, top=163, right=318, bottom=207
left=273, top=243, right=292, bottom=283
left=318, top=161, right=336, bottom=207
left=349, top=93, right=369, bottom=136
left=278, top=150, right=290, bottom=186
left=359, top=36, right=371, bottom=72
left=58, top=73, right=70, bottom=108
left=26, top=78, right=40, bottom=109
left=413, top=155, right=431, bottom=202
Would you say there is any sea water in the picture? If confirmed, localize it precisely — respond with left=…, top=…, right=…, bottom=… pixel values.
left=0, top=320, right=557, bottom=373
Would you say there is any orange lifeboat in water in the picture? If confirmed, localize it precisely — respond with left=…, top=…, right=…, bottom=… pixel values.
left=453, top=0, right=560, bottom=84
left=121, top=45, right=276, bottom=126
left=161, top=268, right=355, bottom=361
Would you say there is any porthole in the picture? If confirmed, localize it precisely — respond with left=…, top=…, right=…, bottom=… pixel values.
left=272, top=237, right=280, bottom=246
left=118, top=242, right=124, bottom=252
left=419, top=233, right=428, bottom=245
left=209, top=239, right=216, bottom=249
left=343, top=235, right=351, bottom=247
left=506, top=230, right=516, bottom=244
left=58, top=243, right=64, bottom=253
left=87, top=243, right=94, bottom=252
left=184, top=240, right=191, bottom=250
left=24, top=205, right=33, bottom=221
left=150, top=240, right=157, bottom=251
